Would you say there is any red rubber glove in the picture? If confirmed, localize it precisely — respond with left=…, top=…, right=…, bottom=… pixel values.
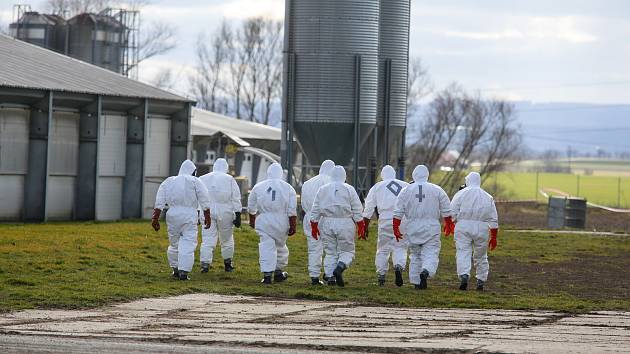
left=356, top=219, right=366, bottom=240
left=249, top=214, right=256, bottom=229
left=151, top=208, right=161, bottom=231
left=203, top=209, right=211, bottom=229
left=489, top=228, right=498, bottom=251
left=443, top=216, right=455, bottom=237
left=393, top=217, right=403, bottom=242
left=288, top=216, right=297, bottom=236
left=362, top=217, right=370, bottom=240
left=310, top=221, right=320, bottom=240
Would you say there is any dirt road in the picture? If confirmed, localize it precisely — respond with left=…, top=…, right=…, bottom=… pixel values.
left=1, top=294, right=629, bottom=353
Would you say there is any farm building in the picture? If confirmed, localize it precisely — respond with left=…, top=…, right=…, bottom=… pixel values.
left=0, top=34, right=194, bottom=221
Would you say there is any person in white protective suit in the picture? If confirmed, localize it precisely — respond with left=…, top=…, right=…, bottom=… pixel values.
left=450, top=172, right=499, bottom=291
left=363, top=165, right=410, bottom=287
left=310, top=166, right=366, bottom=287
left=301, top=160, right=335, bottom=285
left=198, top=158, right=242, bottom=273
left=247, top=163, right=298, bottom=284
left=392, top=165, right=455, bottom=289
left=152, top=160, right=211, bottom=281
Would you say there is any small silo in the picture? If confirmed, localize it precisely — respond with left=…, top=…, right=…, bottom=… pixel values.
left=377, top=0, right=410, bottom=169
left=283, top=0, right=380, bottom=168
left=9, top=12, right=66, bottom=52
left=67, top=13, right=125, bottom=74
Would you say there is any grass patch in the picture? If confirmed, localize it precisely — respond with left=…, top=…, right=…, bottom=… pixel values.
left=0, top=221, right=628, bottom=313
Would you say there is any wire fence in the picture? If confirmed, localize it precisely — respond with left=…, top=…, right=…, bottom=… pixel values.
left=484, top=172, right=630, bottom=209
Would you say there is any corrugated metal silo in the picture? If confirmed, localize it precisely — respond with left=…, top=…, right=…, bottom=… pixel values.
left=0, top=107, right=30, bottom=220
left=9, top=12, right=64, bottom=51
left=67, top=14, right=124, bottom=74
left=377, top=0, right=410, bottom=167
left=285, top=0, right=379, bottom=166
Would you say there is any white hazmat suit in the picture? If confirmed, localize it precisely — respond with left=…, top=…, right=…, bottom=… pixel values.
left=301, top=160, right=335, bottom=283
left=153, top=160, right=211, bottom=279
left=198, top=158, right=242, bottom=272
left=393, top=165, right=451, bottom=289
left=247, top=163, right=297, bottom=283
left=363, top=165, right=410, bottom=286
left=450, top=172, right=498, bottom=290
left=310, top=166, right=364, bottom=287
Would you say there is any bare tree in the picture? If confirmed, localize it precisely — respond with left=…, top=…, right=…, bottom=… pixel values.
left=150, top=67, right=176, bottom=90
left=190, top=22, right=229, bottom=112
left=407, top=85, right=523, bottom=194
left=132, top=21, right=177, bottom=70
left=46, top=0, right=112, bottom=16
left=240, top=17, right=265, bottom=121
left=258, top=19, right=283, bottom=125
left=407, top=57, right=433, bottom=120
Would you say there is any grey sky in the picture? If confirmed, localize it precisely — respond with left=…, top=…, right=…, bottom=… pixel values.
left=1, top=0, right=629, bottom=104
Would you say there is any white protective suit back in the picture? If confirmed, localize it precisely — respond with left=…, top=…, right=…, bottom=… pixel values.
left=154, top=160, right=210, bottom=211
left=363, top=165, right=409, bottom=220
left=393, top=165, right=451, bottom=233
left=301, top=160, right=334, bottom=213
left=450, top=172, right=498, bottom=228
left=199, top=158, right=242, bottom=219
left=248, top=163, right=297, bottom=216
left=310, top=166, right=362, bottom=222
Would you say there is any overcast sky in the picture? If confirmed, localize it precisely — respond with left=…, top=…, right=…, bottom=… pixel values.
left=1, top=0, right=629, bottom=104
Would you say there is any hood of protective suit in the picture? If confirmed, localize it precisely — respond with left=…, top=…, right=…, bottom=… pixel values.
left=331, top=166, right=346, bottom=183
left=319, top=160, right=335, bottom=176
left=213, top=158, right=228, bottom=173
left=267, top=162, right=283, bottom=180
left=178, top=159, right=197, bottom=176
left=381, top=165, right=396, bottom=180
left=412, top=165, right=429, bottom=183
left=465, top=172, right=481, bottom=188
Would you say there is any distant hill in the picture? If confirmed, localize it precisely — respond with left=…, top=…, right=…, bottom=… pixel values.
left=407, top=102, right=630, bottom=155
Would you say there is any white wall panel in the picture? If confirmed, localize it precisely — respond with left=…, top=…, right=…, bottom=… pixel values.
left=142, top=178, right=163, bottom=219
left=0, top=176, right=24, bottom=219
left=47, top=176, right=75, bottom=220
left=49, top=111, right=79, bottom=175
left=96, top=177, right=123, bottom=220
left=144, top=117, right=170, bottom=177
left=0, top=108, right=29, bottom=173
left=98, top=114, right=127, bottom=176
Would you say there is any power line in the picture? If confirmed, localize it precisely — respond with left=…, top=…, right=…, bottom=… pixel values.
left=478, top=80, right=630, bottom=92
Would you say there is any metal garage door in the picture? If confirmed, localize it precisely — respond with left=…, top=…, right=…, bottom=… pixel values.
left=0, top=107, right=29, bottom=219
left=143, top=117, right=170, bottom=218
left=96, top=114, right=126, bottom=220
left=47, top=111, right=79, bottom=220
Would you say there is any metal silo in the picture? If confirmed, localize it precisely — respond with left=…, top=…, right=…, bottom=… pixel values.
left=282, top=0, right=380, bottom=186
left=9, top=12, right=66, bottom=52
left=67, top=13, right=124, bottom=74
left=377, top=0, right=410, bottom=171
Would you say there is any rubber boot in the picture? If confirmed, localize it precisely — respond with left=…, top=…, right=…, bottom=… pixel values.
left=171, top=267, right=179, bottom=279
left=178, top=270, right=190, bottom=281
left=200, top=262, right=210, bottom=273
left=311, top=277, right=324, bottom=286
left=394, top=265, right=404, bottom=287
left=476, top=279, right=485, bottom=291
left=419, top=269, right=429, bottom=289
left=224, top=258, right=234, bottom=272
left=459, top=274, right=469, bottom=291
left=377, top=274, right=385, bottom=287
left=274, top=270, right=288, bottom=283
left=414, top=284, right=422, bottom=290
left=326, top=276, right=336, bottom=286
left=261, top=272, right=272, bottom=285
left=333, top=262, right=347, bottom=287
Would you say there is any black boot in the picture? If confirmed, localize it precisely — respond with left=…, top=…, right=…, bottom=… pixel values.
left=459, top=274, right=469, bottom=291
left=419, top=269, right=429, bottom=289
left=274, top=270, right=288, bottom=283
left=476, top=279, right=485, bottom=291
left=333, top=262, right=346, bottom=287
left=261, top=272, right=272, bottom=285
left=377, top=274, right=385, bottom=287
left=224, top=258, right=234, bottom=272
left=414, top=284, right=422, bottom=290
left=200, top=262, right=210, bottom=273
left=178, top=270, right=190, bottom=281
left=394, top=265, right=404, bottom=287
left=326, top=276, right=336, bottom=286
left=171, top=267, right=179, bottom=279
left=311, top=277, right=324, bottom=285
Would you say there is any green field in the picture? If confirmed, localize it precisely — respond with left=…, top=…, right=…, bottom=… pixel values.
left=1, top=221, right=628, bottom=313
left=483, top=172, right=630, bottom=208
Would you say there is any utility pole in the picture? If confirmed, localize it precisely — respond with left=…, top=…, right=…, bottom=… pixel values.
left=567, top=145, right=572, bottom=173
